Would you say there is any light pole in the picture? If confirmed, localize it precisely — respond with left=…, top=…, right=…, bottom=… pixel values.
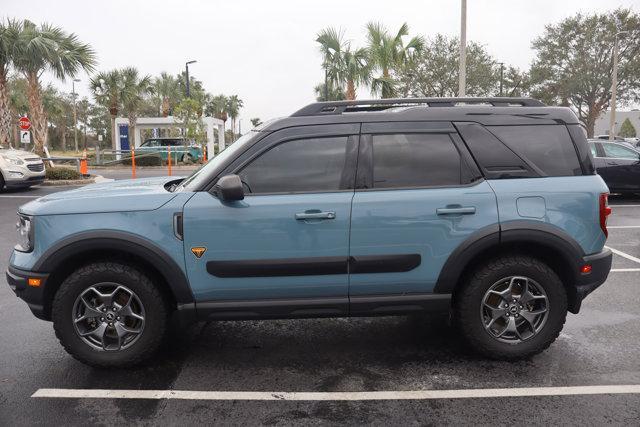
left=185, top=60, right=197, bottom=98
left=609, top=31, right=628, bottom=141
left=458, top=0, right=467, bottom=97
left=498, top=62, right=504, bottom=96
left=72, top=78, right=80, bottom=152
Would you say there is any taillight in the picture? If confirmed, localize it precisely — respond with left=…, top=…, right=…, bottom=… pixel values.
left=599, top=193, right=612, bottom=238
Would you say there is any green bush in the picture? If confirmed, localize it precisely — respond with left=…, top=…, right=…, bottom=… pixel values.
left=121, top=154, right=162, bottom=166
left=46, top=166, right=82, bottom=180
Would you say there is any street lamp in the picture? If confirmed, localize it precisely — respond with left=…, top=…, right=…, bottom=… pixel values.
left=185, top=60, right=197, bottom=98
left=72, top=78, right=81, bottom=152
left=458, top=0, right=467, bottom=97
left=610, top=31, right=628, bottom=141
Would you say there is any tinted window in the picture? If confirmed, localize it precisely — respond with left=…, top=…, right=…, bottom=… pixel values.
left=488, top=125, right=582, bottom=176
left=239, top=137, right=348, bottom=194
left=371, top=134, right=461, bottom=188
left=602, top=143, right=640, bottom=160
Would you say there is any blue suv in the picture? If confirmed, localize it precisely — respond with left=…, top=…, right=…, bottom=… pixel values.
left=7, top=98, right=613, bottom=367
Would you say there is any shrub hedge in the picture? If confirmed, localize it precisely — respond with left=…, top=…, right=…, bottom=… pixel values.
left=45, top=166, right=82, bottom=180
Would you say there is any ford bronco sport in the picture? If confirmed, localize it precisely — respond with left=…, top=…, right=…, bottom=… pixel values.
left=7, top=98, right=613, bottom=367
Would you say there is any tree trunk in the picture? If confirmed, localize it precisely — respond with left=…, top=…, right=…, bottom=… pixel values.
left=25, top=72, right=47, bottom=156
left=0, top=69, right=12, bottom=147
left=162, top=97, right=170, bottom=117
left=382, top=68, right=391, bottom=99
left=346, top=79, right=356, bottom=100
left=60, top=125, right=66, bottom=151
left=110, top=115, right=117, bottom=150
left=585, top=105, right=599, bottom=138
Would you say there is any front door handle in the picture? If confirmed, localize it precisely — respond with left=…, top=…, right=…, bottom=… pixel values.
left=436, top=206, right=476, bottom=215
left=295, top=210, right=336, bottom=220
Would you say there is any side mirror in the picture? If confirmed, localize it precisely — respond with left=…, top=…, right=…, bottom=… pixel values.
left=214, top=174, right=244, bottom=201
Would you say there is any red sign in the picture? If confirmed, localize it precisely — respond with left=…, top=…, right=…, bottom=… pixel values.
left=19, top=116, right=31, bottom=131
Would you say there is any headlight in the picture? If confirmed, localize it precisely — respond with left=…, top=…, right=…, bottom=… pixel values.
left=15, top=214, right=33, bottom=252
left=0, top=154, right=25, bottom=166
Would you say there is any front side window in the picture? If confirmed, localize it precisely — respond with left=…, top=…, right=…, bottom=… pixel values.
left=589, top=142, right=598, bottom=158
left=238, top=136, right=348, bottom=194
left=602, top=143, right=640, bottom=160
left=371, top=133, right=461, bottom=188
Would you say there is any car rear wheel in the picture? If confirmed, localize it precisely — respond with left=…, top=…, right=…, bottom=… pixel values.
left=455, top=255, right=567, bottom=360
left=52, top=261, right=169, bottom=367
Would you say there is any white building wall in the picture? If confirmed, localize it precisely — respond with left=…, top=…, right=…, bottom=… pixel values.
left=594, top=110, right=640, bottom=137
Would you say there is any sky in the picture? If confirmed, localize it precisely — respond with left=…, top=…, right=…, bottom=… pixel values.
left=2, top=0, right=639, bottom=128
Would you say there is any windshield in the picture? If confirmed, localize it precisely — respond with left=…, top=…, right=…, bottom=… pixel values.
left=176, top=131, right=261, bottom=192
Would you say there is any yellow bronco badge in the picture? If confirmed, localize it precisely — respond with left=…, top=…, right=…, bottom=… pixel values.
left=191, top=247, right=207, bottom=259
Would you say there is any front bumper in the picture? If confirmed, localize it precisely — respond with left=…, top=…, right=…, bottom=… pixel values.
left=572, top=248, right=612, bottom=312
left=6, top=266, right=49, bottom=320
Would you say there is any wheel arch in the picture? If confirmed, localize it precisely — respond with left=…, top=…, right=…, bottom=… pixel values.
left=435, top=222, right=585, bottom=313
left=34, top=231, right=194, bottom=320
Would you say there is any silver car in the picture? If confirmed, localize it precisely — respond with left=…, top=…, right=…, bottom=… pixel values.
left=0, top=148, right=45, bottom=190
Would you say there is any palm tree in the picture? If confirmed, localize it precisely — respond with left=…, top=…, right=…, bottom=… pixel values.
left=342, top=47, right=370, bottom=100
left=314, top=82, right=345, bottom=101
left=206, top=94, right=229, bottom=130
left=316, top=27, right=345, bottom=97
left=90, top=70, right=122, bottom=150
left=0, top=19, right=20, bottom=147
left=316, top=27, right=370, bottom=100
left=366, top=22, right=424, bottom=98
left=13, top=20, right=96, bottom=155
left=153, top=72, right=180, bottom=117
left=226, top=95, right=243, bottom=141
left=121, top=67, right=153, bottom=148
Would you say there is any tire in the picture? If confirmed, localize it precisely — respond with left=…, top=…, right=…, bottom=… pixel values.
left=52, top=261, right=169, bottom=367
left=454, top=255, right=567, bottom=360
left=0, top=173, right=5, bottom=192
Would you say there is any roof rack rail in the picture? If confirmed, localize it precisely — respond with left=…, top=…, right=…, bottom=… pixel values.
left=291, top=97, right=546, bottom=117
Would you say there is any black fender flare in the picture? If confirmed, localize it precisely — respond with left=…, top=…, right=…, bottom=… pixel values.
left=434, top=221, right=585, bottom=295
left=34, top=230, right=194, bottom=304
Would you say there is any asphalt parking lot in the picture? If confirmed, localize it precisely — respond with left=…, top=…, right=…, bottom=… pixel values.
left=1, top=181, right=639, bottom=425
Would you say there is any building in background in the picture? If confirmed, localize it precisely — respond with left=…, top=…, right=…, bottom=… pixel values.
left=594, top=110, right=640, bottom=137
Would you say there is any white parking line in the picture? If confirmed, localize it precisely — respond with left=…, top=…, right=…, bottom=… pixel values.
left=31, top=385, right=640, bottom=401
left=606, top=246, right=640, bottom=265
left=608, top=226, right=640, bottom=229
left=610, top=269, right=640, bottom=272
left=0, top=195, right=41, bottom=198
left=610, top=204, right=640, bottom=207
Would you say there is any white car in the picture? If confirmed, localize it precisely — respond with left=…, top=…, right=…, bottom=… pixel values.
left=0, top=147, right=45, bottom=190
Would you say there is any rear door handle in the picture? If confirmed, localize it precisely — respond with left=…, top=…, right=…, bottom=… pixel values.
left=295, top=211, right=336, bottom=220
left=436, top=206, right=476, bottom=215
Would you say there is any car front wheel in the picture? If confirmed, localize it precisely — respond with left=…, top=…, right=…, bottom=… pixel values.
left=52, top=262, right=169, bottom=367
left=455, top=255, right=567, bottom=360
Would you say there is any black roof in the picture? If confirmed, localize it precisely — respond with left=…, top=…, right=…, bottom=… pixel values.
left=261, top=97, right=579, bottom=132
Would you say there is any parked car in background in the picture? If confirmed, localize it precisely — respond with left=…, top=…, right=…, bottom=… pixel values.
left=0, top=148, right=45, bottom=190
left=594, top=135, right=637, bottom=149
left=137, top=137, right=202, bottom=163
left=624, top=137, right=640, bottom=147
left=589, top=140, right=640, bottom=195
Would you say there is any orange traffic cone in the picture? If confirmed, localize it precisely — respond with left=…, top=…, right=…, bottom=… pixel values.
left=80, top=149, right=88, bottom=176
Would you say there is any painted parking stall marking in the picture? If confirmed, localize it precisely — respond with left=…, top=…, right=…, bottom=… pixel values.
left=32, top=385, right=640, bottom=401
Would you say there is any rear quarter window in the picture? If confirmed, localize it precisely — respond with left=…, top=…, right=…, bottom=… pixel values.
left=487, top=125, right=582, bottom=177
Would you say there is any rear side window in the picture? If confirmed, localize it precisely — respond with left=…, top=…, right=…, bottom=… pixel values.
left=371, top=134, right=461, bottom=188
left=238, top=136, right=348, bottom=194
left=487, top=125, right=582, bottom=176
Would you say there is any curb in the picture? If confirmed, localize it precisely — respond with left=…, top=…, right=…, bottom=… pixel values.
left=40, top=175, right=112, bottom=186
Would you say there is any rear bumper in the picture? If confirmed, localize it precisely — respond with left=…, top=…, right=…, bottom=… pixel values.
left=572, top=248, right=612, bottom=312
left=5, top=266, right=49, bottom=320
